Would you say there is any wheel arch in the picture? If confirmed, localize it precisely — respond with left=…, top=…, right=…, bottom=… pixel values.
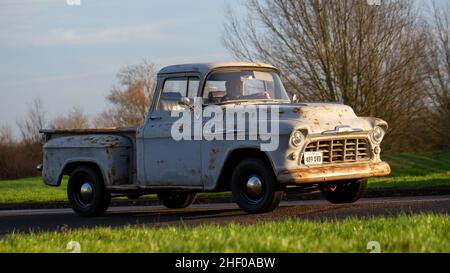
left=214, top=148, right=275, bottom=191
left=59, top=160, right=107, bottom=186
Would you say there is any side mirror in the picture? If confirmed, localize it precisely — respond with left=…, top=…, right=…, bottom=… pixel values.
left=178, top=97, right=192, bottom=108
left=291, top=94, right=298, bottom=103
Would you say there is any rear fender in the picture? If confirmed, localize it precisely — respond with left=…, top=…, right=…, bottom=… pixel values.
left=42, top=135, right=132, bottom=187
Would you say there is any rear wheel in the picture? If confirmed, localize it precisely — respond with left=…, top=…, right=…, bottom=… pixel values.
left=231, top=158, right=284, bottom=214
left=320, top=179, right=367, bottom=204
left=157, top=192, right=197, bottom=209
left=67, top=166, right=111, bottom=217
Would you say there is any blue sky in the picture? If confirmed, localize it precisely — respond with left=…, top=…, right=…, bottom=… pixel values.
left=0, top=0, right=445, bottom=136
left=0, top=0, right=239, bottom=134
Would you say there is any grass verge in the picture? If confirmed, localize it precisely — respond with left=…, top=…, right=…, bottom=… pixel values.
left=0, top=214, right=448, bottom=253
left=0, top=177, right=67, bottom=204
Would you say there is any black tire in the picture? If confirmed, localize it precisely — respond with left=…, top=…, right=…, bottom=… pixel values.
left=231, top=158, right=284, bottom=214
left=67, top=166, right=111, bottom=217
left=320, top=179, right=367, bottom=204
left=157, top=192, right=197, bottom=209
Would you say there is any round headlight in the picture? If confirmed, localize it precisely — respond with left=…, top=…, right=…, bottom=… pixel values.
left=290, top=131, right=304, bottom=147
left=372, top=126, right=384, bottom=142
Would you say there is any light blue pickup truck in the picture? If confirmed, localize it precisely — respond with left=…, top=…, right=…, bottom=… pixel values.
left=39, top=62, right=390, bottom=217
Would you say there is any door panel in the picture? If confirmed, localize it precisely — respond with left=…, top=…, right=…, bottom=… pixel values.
left=142, top=112, right=202, bottom=187
left=141, top=76, right=202, bottom=188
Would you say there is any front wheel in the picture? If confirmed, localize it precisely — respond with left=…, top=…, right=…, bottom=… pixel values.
left=157, top=192, right=197, bottom=209
left=67, top=166, right=111, bottom=217
left=320, top=179, right=367, bottom=204
left=231, top=159, right=284, bottom=214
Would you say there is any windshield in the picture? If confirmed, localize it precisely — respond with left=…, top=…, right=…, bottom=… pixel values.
left=203, top=70, right=290, bottom=104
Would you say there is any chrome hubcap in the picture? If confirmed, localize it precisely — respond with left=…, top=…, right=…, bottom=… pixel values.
left=246, top=176, right=263, bottom=197
left=79, top=182, right=93, bottom=203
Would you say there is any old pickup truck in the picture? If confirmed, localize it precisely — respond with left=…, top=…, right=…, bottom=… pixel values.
left=39, top=62, right=391, bottom=217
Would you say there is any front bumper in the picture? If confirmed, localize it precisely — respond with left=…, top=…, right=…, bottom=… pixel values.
left=277, top=161, right=391, bottom=184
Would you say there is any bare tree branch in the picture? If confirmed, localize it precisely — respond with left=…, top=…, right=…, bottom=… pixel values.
left=95, top=60, right=157, bottom=128
left=223, top=0, right=430, bottom=151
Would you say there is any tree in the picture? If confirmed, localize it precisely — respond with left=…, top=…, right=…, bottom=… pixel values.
left=8, top=98, right=46, bottom=179
left=425, top=1, right=450, bottom=149
left=17, top=98, right=46, bottom=145
left=50, top=107, right=90, bottom=130
left=95, top=60, right=157, bottom=128
left=223, top=0, right=430, bottom=151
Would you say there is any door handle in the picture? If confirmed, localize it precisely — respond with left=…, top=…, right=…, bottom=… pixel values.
left=149, top=115, right=162, bottom=120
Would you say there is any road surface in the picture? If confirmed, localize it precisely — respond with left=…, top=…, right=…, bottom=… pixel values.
left=0, top=195, right=449, bottom=235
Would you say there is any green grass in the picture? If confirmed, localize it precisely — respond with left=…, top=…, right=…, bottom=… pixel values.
left=380, top=151, right=450, bottom=177
left=0, top=177, right=68, bottom=204
left=0, top=151, right=449, bottom=204
left=368, top=151, right=450, bottom=190
left=368, top=173, right=450, bottom=190
left=0, top=214, right=448, bottom=253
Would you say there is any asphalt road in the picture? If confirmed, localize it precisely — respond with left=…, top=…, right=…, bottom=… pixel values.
left=0, top=195, right=449, bottom=235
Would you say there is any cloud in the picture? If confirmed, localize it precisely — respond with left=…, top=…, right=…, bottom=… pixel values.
left=0, top=1, right=170, bottom=47
left=42, top=24, right=167, bottom=46
left=2, top=23, right=169, bottom=48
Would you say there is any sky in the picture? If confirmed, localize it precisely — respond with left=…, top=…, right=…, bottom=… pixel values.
left=0, top=0, right=446, bottom=137
left=0, top=0, right=239, bottom=135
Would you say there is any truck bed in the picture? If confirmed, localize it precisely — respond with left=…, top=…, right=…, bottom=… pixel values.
left=40, top=128, right=138, bottom=188
left=40, top=128, right=137, bottom=135
left=40, top=128, right=137, bottom=142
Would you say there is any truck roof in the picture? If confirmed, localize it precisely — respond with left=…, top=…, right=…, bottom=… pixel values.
left=158, top=61, right=278, bottom=75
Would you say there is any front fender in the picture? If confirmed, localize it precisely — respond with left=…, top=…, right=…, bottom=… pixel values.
left=360, top=117, right=388, bottom=131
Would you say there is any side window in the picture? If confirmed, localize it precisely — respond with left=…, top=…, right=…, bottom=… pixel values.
left=157, top=76, right=199, bottom=112
left=163, top=77, right=187, bottom=97
left=158, top=77, right=187, bottom=112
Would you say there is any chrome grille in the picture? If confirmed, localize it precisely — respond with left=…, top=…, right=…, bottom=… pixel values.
left=302, top=138, right=371, bottom=164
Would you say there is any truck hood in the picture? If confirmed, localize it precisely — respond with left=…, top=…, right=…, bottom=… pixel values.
left=277, top=103, right=374, bottom=134
left=223, top=102, right=375, bottom=135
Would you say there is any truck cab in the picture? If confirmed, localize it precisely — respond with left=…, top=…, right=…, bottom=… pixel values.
left=40, top=62, right=390, bottom=217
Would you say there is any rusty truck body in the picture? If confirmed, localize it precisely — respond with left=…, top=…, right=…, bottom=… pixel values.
left=40, top=62, right=391, bottom=217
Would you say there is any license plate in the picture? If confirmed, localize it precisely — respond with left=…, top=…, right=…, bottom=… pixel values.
left=303, top=151, right=323, bottom=165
